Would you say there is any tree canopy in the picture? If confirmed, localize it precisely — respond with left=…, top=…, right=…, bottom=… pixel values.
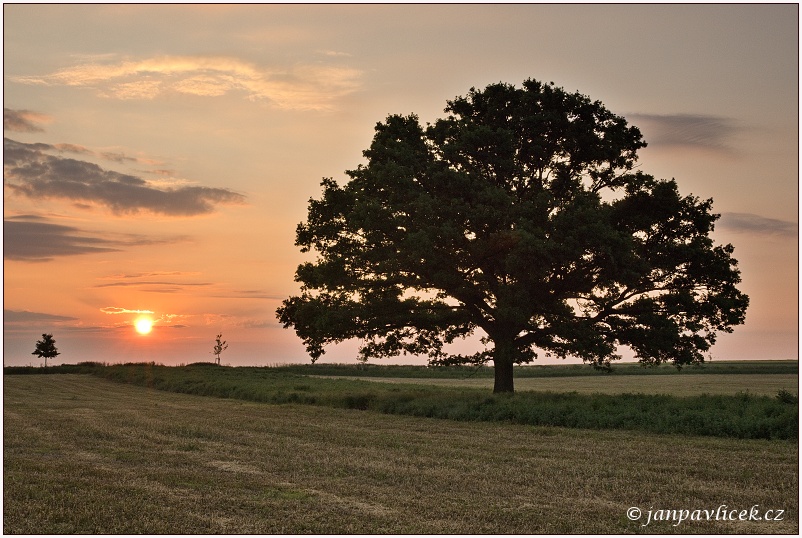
left=277, top=79, right=749, bottom=392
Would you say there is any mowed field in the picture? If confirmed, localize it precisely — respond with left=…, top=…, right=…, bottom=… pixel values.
left=3, top=374, right=798, bottom=534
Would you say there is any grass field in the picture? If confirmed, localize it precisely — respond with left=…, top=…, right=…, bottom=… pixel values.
left=3, top=375, right=798, bottom=534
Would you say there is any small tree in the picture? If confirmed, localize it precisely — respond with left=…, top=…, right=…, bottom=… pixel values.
left=212, top=333, right=228, bottom=365
left=32, top=333, right=59, bottom=367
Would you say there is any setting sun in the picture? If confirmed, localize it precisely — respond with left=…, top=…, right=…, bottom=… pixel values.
left=134, top=317, right=153, bottom=335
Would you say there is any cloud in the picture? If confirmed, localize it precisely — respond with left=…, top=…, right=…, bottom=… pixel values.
left=627, top=113, right=741, bottom=152
left=2, top=307, right=170, bottom=334
left=97, top=309, right=190, bottom=331
left=52, top=143, right=94, bottom=156
left=98, top=150, right=139, bottom=163
left=17, top=138, right=159, bottom=166
left=95, top=281, right=212, bottom=295
left=4, top=137, right=246, bottom=216
left=101, top=308, right=187, bottom=322
left=155, top=313, right=187, bottom=325
left=3, top=108, right=51, bottom=132
left=3, top=218, right=122, bottom=262
left=108, top=80, right=163, bottom=100
left=60, top=325, right=127, bottom=333
left=200, top=312, right=273, bottom=329
left=100, top=307, right=155, bottom=315
left=4, top=309, right=79, bottom=324
left=10, top=55, right=363, bottom=111
left=210, top=289, right=285, bottom=300
left=94, top=281, right=212, bottom=288
left=718, top=212, right=798, bottom=237
left=99, top=271, right=202, bottom=280
left=318, top=50, right=353, bottom=58
left=3, top=215, right=187, bottom=262
left=3, top=309, right=89, bottom=335
left=94, top=271, right=212, bottom=294
left=2, top=112, right=161, bottom=166
left=236, top=319, right=275, bottom=329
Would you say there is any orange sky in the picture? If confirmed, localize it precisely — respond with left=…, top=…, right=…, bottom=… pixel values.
left=3, top=4, right=798, bottom=366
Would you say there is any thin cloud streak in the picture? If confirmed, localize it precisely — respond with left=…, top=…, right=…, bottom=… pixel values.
left=718, top=212, right=798, bottom=237
left=100, top=308, right=189, bottom=331
left=94, top=281, right=213, bottom=288
left=3, top=219, right=122, bottom=262
left=3, top=215, right=188, bottom=262
left=3, top=114, right=156, bottom=166
left=94, top=272, right=213, bottom=294
left=237, top=319, right=274, bottom=329
left=3, top=309, right=79, bottom=324
left=51, top=142, right=150, bottom=165
left=209, top=289, right=286, bottom=300
left=11, top=55, right=364, bottom=110
left=4, top=137, right=246, bottom=216
left=628, top=113, right=742, bottom=152
left=2, top=309, right=123, bottom=335
left=99, top=271, right=202, bottom=280
left=100, top=307, right=155, bottom=315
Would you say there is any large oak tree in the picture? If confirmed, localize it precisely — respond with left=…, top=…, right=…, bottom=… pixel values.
left=277, top=80, right=748, bottom=392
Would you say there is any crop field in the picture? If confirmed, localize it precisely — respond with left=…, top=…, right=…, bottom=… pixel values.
left=309, top=373, right=798, bottom=397
left=284, top=360, right=800, bottom=397
left=3, top=367, right=799, bottom=534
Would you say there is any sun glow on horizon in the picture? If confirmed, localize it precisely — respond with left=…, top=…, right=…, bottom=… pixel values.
left=134, top=316, right=153, bottom=335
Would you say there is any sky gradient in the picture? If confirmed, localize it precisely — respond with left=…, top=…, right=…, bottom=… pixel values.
left=3, top=4, right=798, bottom=366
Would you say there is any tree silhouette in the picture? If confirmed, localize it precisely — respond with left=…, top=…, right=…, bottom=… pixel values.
left=32, top=333, right=60, bottom=367
left=212, top=333, right=228, bottom=365
left=277, top=79, right=749, bottom=393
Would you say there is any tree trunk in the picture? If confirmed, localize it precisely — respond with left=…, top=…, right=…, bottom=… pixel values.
left=492, top=338, right=516, bottom=393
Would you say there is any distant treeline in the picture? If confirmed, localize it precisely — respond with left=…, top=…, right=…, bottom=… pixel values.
left=4, top=359, right=797, bottom=378
left=8, top=362, right=794, bottom=441
left=4, top=362, right=106, bottom=375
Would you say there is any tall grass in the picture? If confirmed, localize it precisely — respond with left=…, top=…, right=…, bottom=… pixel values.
left=71, top=363, right=798, bottom=441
